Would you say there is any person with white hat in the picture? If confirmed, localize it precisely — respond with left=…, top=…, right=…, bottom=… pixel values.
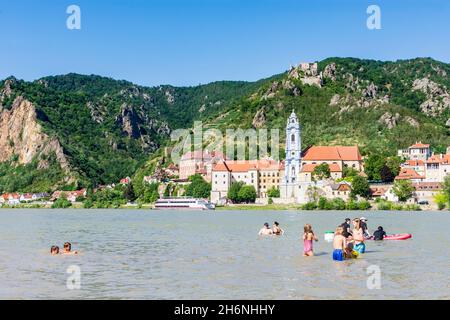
left=360, top=217, right=371, bottom=238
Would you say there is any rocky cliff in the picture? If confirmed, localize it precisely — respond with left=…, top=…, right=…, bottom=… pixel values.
left=0, top=96, right=69, bottom=169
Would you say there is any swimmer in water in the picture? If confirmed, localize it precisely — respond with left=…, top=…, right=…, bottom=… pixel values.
left=50, top=245, right=60, bottom=255
left=61, top=242, right=78, bottom=255
left=272, top=221, right=284, bottom=235
left=258, top=223, right=274, bottom=236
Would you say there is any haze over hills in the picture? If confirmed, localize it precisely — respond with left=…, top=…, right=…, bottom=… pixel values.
left=0, top=57, right=449, bottom=192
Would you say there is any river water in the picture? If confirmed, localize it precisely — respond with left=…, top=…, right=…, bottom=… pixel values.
left=0, top=209, right=448, bottom=299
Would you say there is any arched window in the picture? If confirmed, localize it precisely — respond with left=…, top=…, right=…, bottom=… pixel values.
left=291, top=134, right=295, bottom=143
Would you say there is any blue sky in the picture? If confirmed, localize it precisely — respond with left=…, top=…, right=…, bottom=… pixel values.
left=1, top=0, right=449, bottom=86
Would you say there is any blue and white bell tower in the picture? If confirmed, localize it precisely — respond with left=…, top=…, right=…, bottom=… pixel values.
left=280, top=110, right=302, bottom=199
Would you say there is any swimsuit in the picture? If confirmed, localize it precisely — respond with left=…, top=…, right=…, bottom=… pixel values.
left=332, top=249, right=344, bottom=261
left=304, top=239, right=313, bottom=253
left=354, top=242, right=366, bottom=254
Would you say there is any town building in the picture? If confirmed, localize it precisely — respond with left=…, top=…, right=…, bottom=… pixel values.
left=179, top=150, right=228, bottom=182
left=279, top=111, right=364, bottom=203
left=210, top=159, right=283, bottom=204
left=397, top=142, right=431, bottom=161
left=401, top=159, right=426, bottom=176
left=395, top=168, right=426, bottom=182
left=424, top=153, right=450, bottom=182
left=322, top=182, right=352, bottom=202
left=413, top=182, right=442, bottom=203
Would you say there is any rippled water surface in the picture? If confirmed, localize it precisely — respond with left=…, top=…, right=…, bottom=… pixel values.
left=0, top=209, right=448, bottom=299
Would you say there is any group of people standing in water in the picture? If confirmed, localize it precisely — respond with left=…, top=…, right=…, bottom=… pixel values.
left=259, top=217, right=386, bottom=261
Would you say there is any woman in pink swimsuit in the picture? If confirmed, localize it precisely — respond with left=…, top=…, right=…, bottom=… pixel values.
left=303, top=224, right=318, bottom=256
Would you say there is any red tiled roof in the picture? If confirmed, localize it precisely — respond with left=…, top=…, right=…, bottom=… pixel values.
left=409, top=142, right=430, bottom=149
left=300, top=163, right=342, bottom=173
left=303, top=146, right=362, bottom=161
left=426, top=154, right=450, bottom=164
left=370, top=187, right=387, bottom=197
left=395, top=168, right=425, bottom=180
left=213, top=160, right=283, bottom=172
left=404, top=159, right=425, bottom=166
left=413, top=182, right=442, bottom=191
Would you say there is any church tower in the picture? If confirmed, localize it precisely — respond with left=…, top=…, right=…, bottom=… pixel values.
left=280, top=110, right=302, bottom=199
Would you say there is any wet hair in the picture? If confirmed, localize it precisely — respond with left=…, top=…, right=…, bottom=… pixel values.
left=304, top=224, right=313, bottom=234
left=352, top=218, right=361, bottom=230
left=63, top=242, right=71, bottom=251
left=345, top=218, right=350, bottom=222
left=378, top=226, right=383, bottom=231
left=274, top=221, right=279, bottom=226
left=264, top=223, right=269, bottom=228
left=51, top=246, right=59, bottom=254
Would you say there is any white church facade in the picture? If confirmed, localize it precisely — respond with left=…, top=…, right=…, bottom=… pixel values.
left=279, top=111, right=364, bottom=204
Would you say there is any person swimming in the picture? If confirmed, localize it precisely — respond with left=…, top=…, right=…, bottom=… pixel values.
left=373, top=226, right=387, bottom=240
left=303, top=224, right=318, bottom=257
left=332, top=226, right=346, bottom=261
left=258, top=223, right=274, bottom=236
left=61, top=242, right=78, bottom=255
left=50, top=245, right=60, bottom=255
left=272, top=221, right=284, bottom=235
left=352, top=218, right=366, bottom=254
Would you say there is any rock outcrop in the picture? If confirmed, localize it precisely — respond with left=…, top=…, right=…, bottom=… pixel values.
left=252, top=106, right=267, bottom=128
left=288, top=62, right=323, bottom=87
left=412, top=78, right=450, bottom=117
left=378, top=112, right=400, bottom=129
left=0, top=96, right=69, bottom=169
left=115, top=103, right=171, bottom=151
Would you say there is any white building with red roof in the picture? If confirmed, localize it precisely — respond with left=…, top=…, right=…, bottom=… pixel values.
left=210, top=159, right=284, bottom=203
left=424, top=153, right=450, bottom=182
left=278, top=111, right=364, bottom=203
left=398, top=142, right=431, bottom=161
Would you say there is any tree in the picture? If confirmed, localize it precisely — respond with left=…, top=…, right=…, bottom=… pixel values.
left=343, top=167, right=359, bottom=178
left=433, top=192, right=447, bottom=210
left=123, top=183, right=136, bottom=202
left=386, top=156, right=402, bottom=177
left=237, top=185, right=257, bottom=203
left=350, top=176, right=371, bottom=199
left=312, top=163, right=331, bottom=181
left=52, top=198, right=72, bottom=209
left=380, top=165, right=395, bottom=182
left=185, top=174, right=211, bottom=199
left=364, top=154, right=385, bottom=181
left=267, top=186, right=280, bottom=198
left=318, top=196, right=328, bottom=210
left=142, top=182, right=160, bottom=203
left=227, top=181, right=245, bottom=203
left=443, top=175, right=450, bottom=206
left=392, top=180, right=414, bottom=202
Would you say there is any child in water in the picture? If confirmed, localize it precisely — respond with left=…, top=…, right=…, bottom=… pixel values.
left=61, top=242, right=78, bottom=255
left=50, top=246, right=60, bottom=255
left=303, top=224, right=318, bottom=256
left=332, top=226, right=346, bottom=261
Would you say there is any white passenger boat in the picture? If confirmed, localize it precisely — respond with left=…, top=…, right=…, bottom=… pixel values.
left=154, top=197, right=215, bottom=210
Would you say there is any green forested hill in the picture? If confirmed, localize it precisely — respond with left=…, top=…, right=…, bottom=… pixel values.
left=0, top=57, right=449, bottom=192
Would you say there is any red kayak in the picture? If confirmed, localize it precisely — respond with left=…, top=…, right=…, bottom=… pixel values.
left=367, top=233, right=412, bottom=240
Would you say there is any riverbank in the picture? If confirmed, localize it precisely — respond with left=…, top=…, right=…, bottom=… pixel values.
left=0, top=202, right=444, bottom=211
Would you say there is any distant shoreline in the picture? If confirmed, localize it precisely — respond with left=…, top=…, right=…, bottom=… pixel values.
left=1, top=203, right=445, bottom=212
